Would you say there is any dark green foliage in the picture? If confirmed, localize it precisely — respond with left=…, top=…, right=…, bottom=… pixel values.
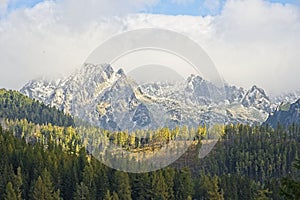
left=0, top=89, right=74, bottom=126
left=151, top=170, right=168, bottom=199
left=174, top=167, right=194, bottom=200
left=280, top=159, right=300, bottom=199
left=130, top=173, right=151, bottom=200
left=4, top=182, right=17, bottom=200
left=30, top=175, right=59, bottom=200
left=195, top=174, right=224, bottom=200
left=1, top=116, right=300, bottom=199
left=74, top=182, right=90, bottom=200
left=112, top=171, right=132, bottom=200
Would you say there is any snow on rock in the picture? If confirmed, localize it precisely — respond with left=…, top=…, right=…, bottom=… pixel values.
left=20, top=63, right=297, bottom=130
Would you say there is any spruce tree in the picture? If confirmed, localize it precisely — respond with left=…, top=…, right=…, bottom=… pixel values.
left=4, top=182, right=17, bottom=200
left=74, top=182, right=90, bottom=200
left=113, top=171, right=132, bottom=200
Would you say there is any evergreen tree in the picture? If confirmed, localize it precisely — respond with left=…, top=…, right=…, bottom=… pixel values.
left=4, top=182, right=17, bottom=200
left=163, top=168, right=175, bottom=200
left=13, top=167, right=22, bottom=200
left=208, top=176, right=224, bottom=200
left=112, top=192, right=119, bottom=200
left=104, top=190, right=112, bottom=200
left=281, top=159, right=300, bottom=199
left=31, top=176, right=48, bottom=200
left=131, top=173, right=151, bottom=200
left=74, top=182, right=90, bottom=200
left=31, top=169, right=60, bottom=200
left=151, top=170, right=168, bottom=200
left=174, top=168, right=194, bottom=200
left=113, top=171, right=132, bottom=200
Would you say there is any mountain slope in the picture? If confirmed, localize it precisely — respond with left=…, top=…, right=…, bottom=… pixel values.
left=241, top=85, right=271, bottom=112
left=0, top=89, right=74, bottom=126
left=21, top=63, right=276, bottom=130
left=265, top=99, right=300, bottom=128
left=21, top=64, right=162, bottom=130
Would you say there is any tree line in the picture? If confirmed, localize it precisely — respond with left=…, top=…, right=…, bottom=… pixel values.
left=0, top=89, right=74, bottom=127
left=1, top=89, right=300, bottom=199
left=1, top=120, right=300, bottom=199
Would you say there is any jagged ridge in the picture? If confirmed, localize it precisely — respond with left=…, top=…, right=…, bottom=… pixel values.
left=20, top=63, right=295, bottom=130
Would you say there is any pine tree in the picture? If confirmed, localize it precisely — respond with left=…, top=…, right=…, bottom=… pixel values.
left=4, top=182, right=17, bottom=200
left=151, top=170, right=168, bottom=200
left=163, top=168, right=175, bottom=200
left=281, top=159, right=300, bottom=199
left=255, top=189, right=272, bottom=200
left=174, top=168, right=194, bottom=200
left=31, top=169, right=60, bottom=200
left=113, top=171, right=132, bottom=200
left=41, top=169, right=56, bottom=198
left=74, top=182, right=90, bottom=200
left=13, top=167, right=22, bottom=200
left=104, top=190, right=112, bottom=200
left=112, top=192, right=119, bottom=200
left=31, top=176, right=47, bottom=200
left=208, top=176, right=224, bottom=200
left=131, top=173, right=151, bottom=200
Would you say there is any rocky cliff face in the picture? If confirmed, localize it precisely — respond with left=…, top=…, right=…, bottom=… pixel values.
left=265, top=99, right=300, bottom=128
left=21, top=63, right=289, bottom=130
left=241, top=85, right=271, bottom=113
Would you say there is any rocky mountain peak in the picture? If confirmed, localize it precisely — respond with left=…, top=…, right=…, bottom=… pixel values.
left=241, top=85, right=271, bottom=112
left=74, top=63, right=115, bottom=83
left=20, top=62, right=299, bottom=130
left=249, top=85, right=267, bottom=96
left=116, top=68, right=125, bottom=77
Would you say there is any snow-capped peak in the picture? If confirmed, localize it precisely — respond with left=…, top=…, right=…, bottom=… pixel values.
left=20, top=63, right=299, bottom=130
left=241, top=85, right=271, bottom=112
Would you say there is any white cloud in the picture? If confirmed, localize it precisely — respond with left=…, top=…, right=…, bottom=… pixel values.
left=0, top=0, right=8, bottom=7
left=0, top=0, right=9, bottom=14
left=210, top=0, right=300, bottom=95
left=57, top=0, right=159, bottom=29
left=0, top=0, right=158, bottom=89
left=0, top=0, right=300, bottom=95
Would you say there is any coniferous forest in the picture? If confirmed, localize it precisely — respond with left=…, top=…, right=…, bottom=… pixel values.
left=0, top=89, right=300, bottom=200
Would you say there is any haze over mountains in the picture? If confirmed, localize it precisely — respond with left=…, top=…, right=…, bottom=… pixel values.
left=20, top=63, right=300, bottom=131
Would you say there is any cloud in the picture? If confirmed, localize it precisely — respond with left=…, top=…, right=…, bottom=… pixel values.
left=0, top=0, right=7, bottom=7
left=123, top=1, right=300, bottom=95
left=57, top=0, right=159, bottom=29
left=0, top=0, right=158, bottom=89
left=0, top=0, right=300, bottom=95
left=210, top=0, right=300, bottom=94
left=0, top=0, right=9, bottom=14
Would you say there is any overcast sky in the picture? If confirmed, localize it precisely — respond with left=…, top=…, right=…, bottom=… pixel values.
left=0, top=0, right=299, bottom=95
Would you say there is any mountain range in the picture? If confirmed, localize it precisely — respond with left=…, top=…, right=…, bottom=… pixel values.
left=20, top=63, right=300, bottom=131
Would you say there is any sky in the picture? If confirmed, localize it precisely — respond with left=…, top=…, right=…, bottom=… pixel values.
left=0, top=0, right=299, bottom=95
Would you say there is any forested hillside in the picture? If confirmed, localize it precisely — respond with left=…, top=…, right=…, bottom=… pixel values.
left=0, top=89, right=300, bottom=199
left=196, top=124, right=300, bottom=199
left=1, top=120, right=300, bottom=199
left=0, top=89, right=74, bottom=127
